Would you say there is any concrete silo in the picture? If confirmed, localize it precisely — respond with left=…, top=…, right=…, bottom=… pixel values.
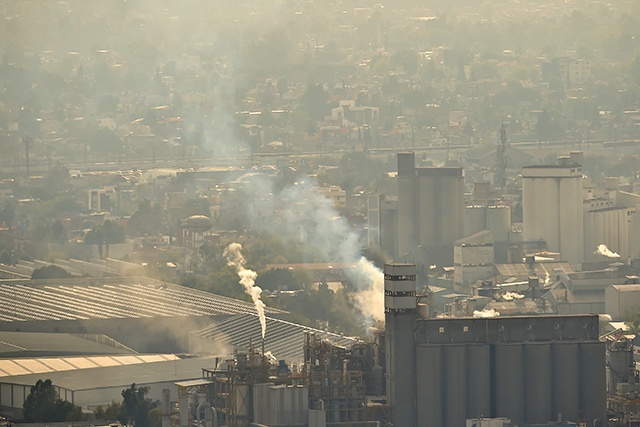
left=396, top=153, right=464, bottom=264
left=522, top=160, right=584, bottom=265
left=384, top=262, right=607, bottom=427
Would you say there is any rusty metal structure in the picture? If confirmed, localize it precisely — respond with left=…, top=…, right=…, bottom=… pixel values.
left=201, top=343, right=272, bottom=427
left=604, top=329, right=640, bottom=426
left=303, top=331, right=386, bottom=426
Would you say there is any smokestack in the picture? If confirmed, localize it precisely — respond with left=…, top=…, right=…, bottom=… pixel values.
left=384, top=263, right=417, bottom=427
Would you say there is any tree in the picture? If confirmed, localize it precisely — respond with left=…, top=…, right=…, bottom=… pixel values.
left=625, top=310, right=640, bottom=334
left=31, top=265, right=72, bottom=280
left=85, top=220, right=126, bottom=258
left=94, top=400, right=123, bottom=421
left=301, top=83, right=329, bottom=121
left=121, top=384, right=157, bottom=427
left=128, top=200, right=166, bottom=237
left=23, top=379, right=82, bottom=422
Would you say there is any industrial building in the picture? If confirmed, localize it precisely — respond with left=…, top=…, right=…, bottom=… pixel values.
left=464, top=204, right=512, bottom=262
left=188, top=313, right=360, bottom=362
left=366, top=193, right=397, bottom=257
left=453, top=230, right=495, bottom=293
left=178, top=333, right=384, bottom=427
left=605, top=283, right=640, bottom=321
left=384, top=263, right=606, bottom=427
left=396, top=152, right=464, bottom=264
left=603, top=329, right=640, bottom=426
left=522, top=154, right=584, bottom=265
left=0, top=353, right=217, bottom=416
left=522, top=152, right=640, bottom=267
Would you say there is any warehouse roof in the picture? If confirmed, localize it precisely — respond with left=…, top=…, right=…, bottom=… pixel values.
left=0, top=355, right=216, bottom=391
left=0, top=353, right=179, bottom=378
left=0, top=331, right=135, bottom=357
left=495, top=262, right=574, bottom=279
left=189, top=314, right=361, bottom=362
left=0, top=277, right=285, bottom=322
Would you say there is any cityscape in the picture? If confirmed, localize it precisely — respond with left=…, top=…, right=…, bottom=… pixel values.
left=1, top=0, right=640, bottom=426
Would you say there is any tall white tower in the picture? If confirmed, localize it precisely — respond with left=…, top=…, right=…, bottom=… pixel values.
left=522, top=157, right=584, bottom=265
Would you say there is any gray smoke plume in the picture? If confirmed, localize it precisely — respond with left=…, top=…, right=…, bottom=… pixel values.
left=223, top=242, right=267, bottom=339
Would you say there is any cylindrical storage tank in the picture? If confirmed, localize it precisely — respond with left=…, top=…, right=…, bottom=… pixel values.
left=552, top=342, right=580, bottom=422
left=606, top=210, right=617, bottom=253
left=444, top=345, right=467, bottom=427
left=493, top=343, right=524, bottom=424
left=465, top=206, right=487, bottom=237
left=579, top=342, right=606, bottom=425
left=583, top=211, right=594, bottom=262
left=418, top=173, right=436, bottom=246
left=370, top=365, right=385, bottom=395
left=397, top=152, right=417, bottom=258
left=179, top=393, right=190, bottom=427
left=235, top=384, right=250, bottom=420
left=619, top=209, right=629, bottom=259
left=439, top=173, right=464, bottom=245
left=544, top=178, right=561, bottom=252
left=522, top=176, right=536, bottom=243
left=487, top=206, right=511, bottom=242
left=253, top=383, right=273, bottom=424
left=466, top=344, right=491, bottom=420
left=523, top=342, right=552, bottom=423
left=416, top=345, right=443, bottom=427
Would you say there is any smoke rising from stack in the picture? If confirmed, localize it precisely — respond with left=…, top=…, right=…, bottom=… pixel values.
left=595, top=244, right=620, bottom=258
left=238, top=176, right=385, bottom=324
left=502, top=291, right=524, bottom=301
left=224, top=242, right=267, bottom=339
left=473, top=308, right=500, bottom=318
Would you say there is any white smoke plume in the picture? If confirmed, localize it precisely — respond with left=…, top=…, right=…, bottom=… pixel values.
left=473, top=308, right=500, bottom=318
left=223, top=242, right=267, bottom=339
left=595, top=244, right=621, bottom=258
left=350, top=258, right=385, bottom=323
left=502, top=291, right=524, bottom=301
left=237, top=176, right=385, bottom=325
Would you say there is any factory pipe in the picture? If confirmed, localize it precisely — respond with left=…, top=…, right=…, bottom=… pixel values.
left=196, top=402, right=217, bottom=427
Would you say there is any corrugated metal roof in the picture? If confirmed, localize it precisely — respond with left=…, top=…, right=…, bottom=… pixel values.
left=190, top=314, right=361, bottom=363
left=572, top=290, right=605, bottom=304
left=0, top=279, right=285, bottom=322
left=0, top=331, right=136, bottom=356
left=0, top=356, right=216, bottom=391
left=495, top=262, right=574, bottom=279
left=0, top=353, right=179, bottom=378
